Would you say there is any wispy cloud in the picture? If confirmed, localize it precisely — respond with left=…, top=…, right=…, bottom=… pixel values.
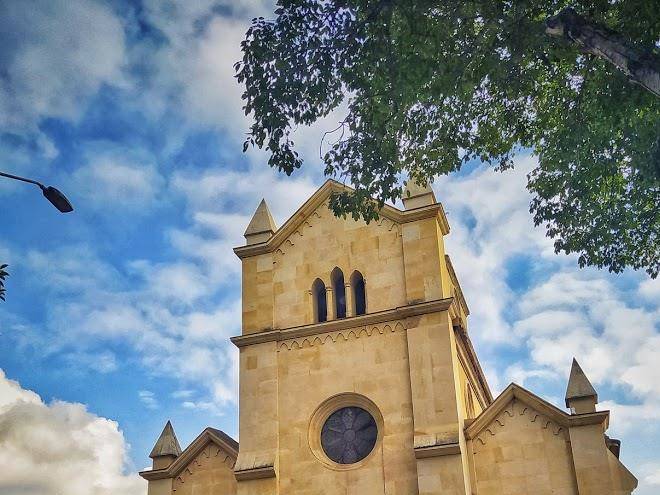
left=138, top=390, right=158, bottom=410
left=0, top=0, right=125, bottom=132
left=72, top=149, right=165, bottom=212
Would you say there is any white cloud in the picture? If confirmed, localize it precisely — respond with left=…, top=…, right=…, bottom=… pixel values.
left=134, top=0, right=346, bottom=173
left=433, top=159, right=658, bottom=381
left=26, top=245, right=121, bottom=294
left=0, top=0, right=126, bottom=131
left=0, top=371, right=41, bottom=409
left=133, top=2, right=253, bottom=142
left=128, top=260, right=211, bottom=305
left=180, top=16, right=248, bottom=132
left=171, top=389, right=194, bottom=399
left=72, top=150, right=165, bottom=212
left=138, top=390, right=158, bottom=410
left=504, top=363, right=557, bottom=388
left=512, top=270, right=658, bottom=392
left=63, top=351, right=119, bottom=374
left=639, top=278, right=660, bottom=302
left=434, top=157, right=550, bottom=343
left=170, top=165, right=318, bottom=221
left=0, top=369, right=142, bottom=495
left=642, top=463, right=660, bottom=486
left=20, top=242, right=241, bottom=412
left=167, top=164, right=318, bottom=285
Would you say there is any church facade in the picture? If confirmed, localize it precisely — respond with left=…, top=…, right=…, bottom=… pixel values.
left=140, top=180, right=637, bottom=495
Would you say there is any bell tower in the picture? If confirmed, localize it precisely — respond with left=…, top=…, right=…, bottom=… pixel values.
left=230, top=180, right=492, bottom=495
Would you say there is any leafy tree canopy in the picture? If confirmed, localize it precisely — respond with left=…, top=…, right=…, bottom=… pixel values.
left=236, top=0, right=659, bottom=277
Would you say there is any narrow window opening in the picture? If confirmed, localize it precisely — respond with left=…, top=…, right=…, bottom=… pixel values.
left=351, top=271, right=366, bottom=316
left=331, top=267, right=346, bottom=319
left=312, top=278, right=327, bottom=323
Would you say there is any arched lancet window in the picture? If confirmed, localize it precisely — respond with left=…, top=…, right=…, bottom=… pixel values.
left=312, top=278, right=327, bottom=323
left=350, top=271, right=366, bottom=316
left=331, top=267, right=346, bottom=319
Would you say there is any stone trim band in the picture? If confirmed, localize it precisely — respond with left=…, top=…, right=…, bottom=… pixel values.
left=230, top=298, right=454, bottom=348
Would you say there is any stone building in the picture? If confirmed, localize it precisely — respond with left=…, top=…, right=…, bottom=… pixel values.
left=140, top=180, right=637, bottom=494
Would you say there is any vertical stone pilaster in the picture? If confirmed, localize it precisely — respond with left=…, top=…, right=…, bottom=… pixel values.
left=235, top=342, right=278, bottom=489
left=241, top=254, right=274, bottom=334
left=401, top=218, right=445, bottom=304
left=305, top=289, right=313, bottom=324
left=326, top=286, right=335, bottom=320
left=406, top=310, right=471, bottom=494
left=568, top=424, right=615, bottom=495
left=146, top=478, right=173, bottom=495
left=344, top=283, right=353, bottom=317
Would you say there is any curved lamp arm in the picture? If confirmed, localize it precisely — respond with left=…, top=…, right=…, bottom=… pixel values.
left=0, top=171, right=73, bottom=213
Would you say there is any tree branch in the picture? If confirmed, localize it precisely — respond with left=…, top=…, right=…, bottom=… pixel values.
left=546, top=7, right=660, bottom=97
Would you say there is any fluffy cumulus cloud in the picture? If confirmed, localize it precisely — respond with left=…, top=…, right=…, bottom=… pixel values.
left=0, top=369, right=142, bottom=495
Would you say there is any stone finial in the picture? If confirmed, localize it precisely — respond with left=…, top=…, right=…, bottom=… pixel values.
left=244, top=199, right=277, bottom=245
left=402, top=179, right=437, bottom=210
left=565, top=358, right=598, bottom=414
left=149, top=420, right=182, bottom=469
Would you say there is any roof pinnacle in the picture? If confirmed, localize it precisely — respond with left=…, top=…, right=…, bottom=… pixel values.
left=149, top=420, right=182, bottom=459
left=244, top=198, right=277, bottom=245
left=402, top=179, right=437, bottom=210
left=565, top=358, right=598, bottom=409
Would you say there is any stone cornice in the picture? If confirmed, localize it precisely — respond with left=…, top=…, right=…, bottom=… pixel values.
left=454, top=325, right=494, bottom=404
left=414, top=443, right=461, bottom=459
left=233, top=179, right=450, bottom=259
left=445, top=254, right=469, bottom=316
left=231, top=298, right=454, bottom=348
left=234, top=465, right=276, bottom=481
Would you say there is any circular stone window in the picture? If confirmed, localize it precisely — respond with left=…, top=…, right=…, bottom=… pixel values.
left=309, top=393, right=383, bottom=470
left=321, top=407, right=377, bottom=464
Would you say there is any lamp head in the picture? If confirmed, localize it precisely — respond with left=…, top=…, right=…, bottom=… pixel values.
left=42, top=186, right=73, bottom=213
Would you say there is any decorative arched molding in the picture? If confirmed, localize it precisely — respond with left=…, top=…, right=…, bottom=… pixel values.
left=278, top=322, right=403, bottom=351
left=376, top=216, right=401, bottom=234
left=268, top=198, right=402, bottom=267
left=473, top=399, right=566, bottom=447
left=234, top=180, right=448, bottom=260
left=272, top=211, right=322, bottom=265
left=171, top=442, right=236, bottom=491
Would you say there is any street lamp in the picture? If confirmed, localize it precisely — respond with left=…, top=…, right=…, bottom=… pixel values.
left=0, top=171, right=73, bottom=213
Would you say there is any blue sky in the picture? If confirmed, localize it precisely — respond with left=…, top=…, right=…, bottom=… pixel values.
left=0, top=1, right=658, bottom=494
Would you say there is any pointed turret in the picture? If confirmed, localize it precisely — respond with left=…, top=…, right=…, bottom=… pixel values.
left=244, top=199, right=277, bottom=245
left=565, top=358, right=598, bottom=414
left=402, top=179, right=437, bottom=210
left=149, top=420, right=182, bottom=469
